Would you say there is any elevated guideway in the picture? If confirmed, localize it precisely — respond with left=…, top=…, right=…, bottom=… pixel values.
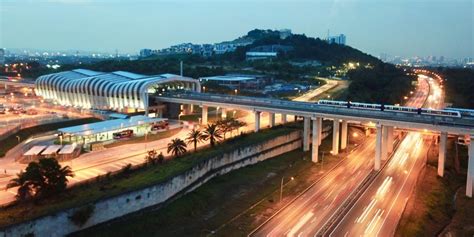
left=156, top=91, right=474, bottom=197
left=155, top=92, right=474, bottom=134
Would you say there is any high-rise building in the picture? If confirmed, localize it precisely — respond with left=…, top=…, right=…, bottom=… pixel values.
left=327, top=34, right=346, bottom=45
left=0, top=48, right=5, bottom=64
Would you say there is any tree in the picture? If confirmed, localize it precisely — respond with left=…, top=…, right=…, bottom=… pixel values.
left=157, top=152, right=165, bottom=164
left=167, top=138, right=187, bottom=157
left=186, top=129, right=206, bottom=151
left=232, top=119, right=247, bottom=135
left=216, top=119, right=234, bottom=139
left=7, top=158, right=74, bottom=201
left=203, top=124, right=223, bottom=147
left=145, top=149, right=158, bottom=165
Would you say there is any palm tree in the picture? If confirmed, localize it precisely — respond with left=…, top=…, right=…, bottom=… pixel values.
left=7, top=158, right=74, bottom=201
left=167, top=138, right=187, bottom=157
left=203, top=124, right=223, bottom=147
left=186, top=129, right=206, bottom=151
left=7, top=171, right=34, bottom=201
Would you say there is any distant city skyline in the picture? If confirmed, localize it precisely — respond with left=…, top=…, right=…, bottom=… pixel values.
left=1, top=0, right=472, bottom=58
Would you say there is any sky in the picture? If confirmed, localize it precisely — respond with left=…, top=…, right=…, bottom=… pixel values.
left=0, top=0, right=473, bottom=58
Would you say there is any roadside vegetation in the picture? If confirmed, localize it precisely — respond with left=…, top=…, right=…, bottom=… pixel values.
left=0, top=117, right=101, bottom=158
left=441, top=68, right=474, bottom=108
left=345, top=63, right=416, bottom=105
left=7, top=158, right=74, bottom=202
left=0, top=124, right=297, bottom=228
left=396, top=139, right=472, bottom=236
left=73, top=126, right=366, bottom=237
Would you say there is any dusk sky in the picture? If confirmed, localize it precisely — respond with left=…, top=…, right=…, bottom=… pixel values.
left=1, top=0, right=473, bottom=58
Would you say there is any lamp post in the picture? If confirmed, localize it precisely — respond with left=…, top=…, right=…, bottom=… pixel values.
left=280, top=176, right=295, bottom=202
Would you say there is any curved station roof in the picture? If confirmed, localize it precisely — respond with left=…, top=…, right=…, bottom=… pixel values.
left=35, top=69, right=200, bottom=110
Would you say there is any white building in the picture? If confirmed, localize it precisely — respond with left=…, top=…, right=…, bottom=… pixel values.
left=327, top=34, right=346, bottom=45
left=35, top=69, right=200, bottom=112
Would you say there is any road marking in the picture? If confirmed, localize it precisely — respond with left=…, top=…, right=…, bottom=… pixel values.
left=287, top=212, right=314, bottom=237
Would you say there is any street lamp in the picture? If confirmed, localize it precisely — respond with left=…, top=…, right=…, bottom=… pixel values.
left=16, top=135, right=20, bottom=143
left=234, top=89, right=238, bottom=95
left=280, top=176, right=295, bottom=202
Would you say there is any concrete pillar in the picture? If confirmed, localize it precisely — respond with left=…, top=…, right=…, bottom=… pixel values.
left=201, top=105, right=208, bottom=125
left=189, top=104, right=194, bottom=114
left=221, top=108, right=227, bottom=120
left=312, top=118, right=321, bottom=163
left=438, top=132, right=447, bottom=177
left=467, top=135, right=474, bottom=197
left=269, top=112, right=275, bottom=127
left=294, top=115, right=298, bottom=121
left=332, top=120, right=340, bottom=155
left=341, top=120, right=348, bottom=150
left=375, top=124, right=382, bottom=171
left=254, top=111, right=261, bottom=132
left=387, top=126, right=394, bottom=153
left=281, top=114, right=287, bottom=124
left=303, top=117, right=310, bottom=151
left=318, top=118, right=323, bottom=145
left=382, top=126, right=389, bottom=160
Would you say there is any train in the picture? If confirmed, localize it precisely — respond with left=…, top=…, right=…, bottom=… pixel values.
left=317, top=100, right=462, bottom=118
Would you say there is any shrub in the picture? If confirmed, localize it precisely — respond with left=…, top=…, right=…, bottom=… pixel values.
left=69, top=205, right=95, bottom=227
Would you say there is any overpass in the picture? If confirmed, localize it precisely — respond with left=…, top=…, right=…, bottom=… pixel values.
left=155, top=92, right=474, bottom=197
left=0, top=79, right=36, bottom=89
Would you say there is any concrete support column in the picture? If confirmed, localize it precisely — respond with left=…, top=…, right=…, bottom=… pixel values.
left=189, top=104, right=194, bottom=114
left=341, top=120, right=348, bottom=150
left=269, top=112, right=275, bottom=127
left=254, top=111, right=261, bottom=132
left=318, top=118, right=323, bottom=145
left=375, top=124, right=382, bottom=171
left=438, top=132, right=447, bottom=177
left=387, top=126, right=394, bottom=153
left=382, top=126, right=389, bottom=160
left=312, top=117, right=321, bottom=163
left=467, top=135, right=474, bottom=197
left=332, top=120, right=340, bottom=155
left=221, top=108, right=227, bottom=120
left=303, top=117, right=310, bottom=151
left=281, top=114, right=287, bottom=124
left=201, top=105, right=208, bottom=125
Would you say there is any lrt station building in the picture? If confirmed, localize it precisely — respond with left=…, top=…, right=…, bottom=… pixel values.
left=35, top=69, right=201, bottom=117
left=34, top=69, right=201, bottom=149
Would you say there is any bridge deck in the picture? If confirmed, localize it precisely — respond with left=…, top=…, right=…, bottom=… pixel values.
left=155, top=93, right=474, bottom=135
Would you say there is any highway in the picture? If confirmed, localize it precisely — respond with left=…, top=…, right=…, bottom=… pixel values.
left=329, top=75, right=444, bottom=237
left=293, top=78, right=338, bottom=102
left=251, top=75, right=430, bottom=236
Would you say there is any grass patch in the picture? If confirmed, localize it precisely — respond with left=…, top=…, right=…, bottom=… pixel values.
left=0, top=118, right=101, bottom=158
left=395, top=139, right=467, bottom=237
left=104, top=128, right=182, bottom=149
left=0, top=125, right=297, bottom=229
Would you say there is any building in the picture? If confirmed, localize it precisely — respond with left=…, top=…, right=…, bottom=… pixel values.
left=35, top=69, right=200, bottom=112
left=327, top=34, right=346, bottom=45
left=246, top=52, right=278, bottom=60
left=0, top=48, right=5, bottom=64
left=58, top=115, right=168, bottom=148
left=199, top=74, right=272, bottom=90
left=139, top=49, right=154, bottom=58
